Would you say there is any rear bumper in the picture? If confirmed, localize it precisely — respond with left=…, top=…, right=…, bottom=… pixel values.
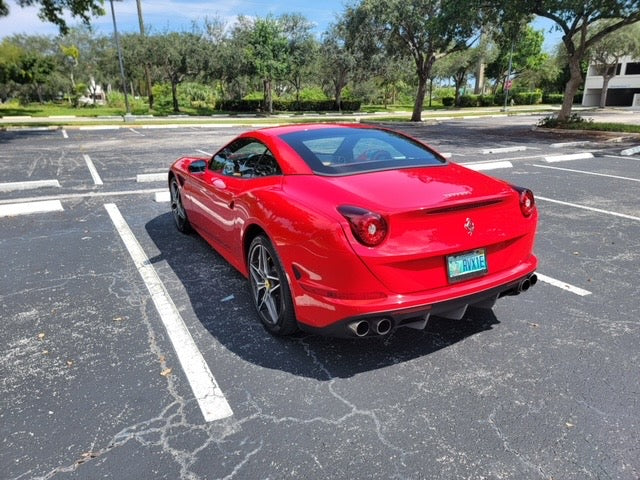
left=297, top=271, right=538, bottom=338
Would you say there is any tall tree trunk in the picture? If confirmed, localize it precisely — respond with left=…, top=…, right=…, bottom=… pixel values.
left=411, top=75, right=427, bottom=122
left=558, top=55, right=584, bottom=122
left=171, top=80, right=179, bottom=112
left=334, top=78, right=344, bottom=111
left=34, top=83, right=44, bottom=103
left=411, top=53, right=435, bottom=122
left=600, top=74, right=613, bottom=108
left=145, top=64, right=154, bottom=109
left=474, top=59, right=485, bottom=94
left=264, top=79, right=273, bottom=114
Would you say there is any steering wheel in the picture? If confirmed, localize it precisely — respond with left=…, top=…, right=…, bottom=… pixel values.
left=355, top=149, right=393, bottom=162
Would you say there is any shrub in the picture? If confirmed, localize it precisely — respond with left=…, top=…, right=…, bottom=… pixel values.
left=179, top=82, right=216, bottom=108
left=150, top=83, right=174, bottom=113
left=542, top=93, right=564, bottom=104
left=574, top=91, right=583, bottom=104
left=218, top=98, right=360, bottom=113
left=458, top=95, right=479, bottom=107
left=478, top=94, right=495, bottom=107
left=512, top=91, right=543, bottom=105
left=106, top=90, right=149, bottom=114
left=537, top=113, right=593, bottom=128
left=442, top=96, right=455, bottom=107
left=298, top=87, right=329, bottom=101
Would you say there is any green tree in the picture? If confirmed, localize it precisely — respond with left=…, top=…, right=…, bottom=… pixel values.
left=60, top=44, right=79, bottom=91
left=3, top=34, right=59, bottom=103
left=146, top=32, right=209, bottom=113
left=17, top=51, right=56, bottom=103
left=0, top=0, right=104, bottom=34
left=280, top=13, right=318, bottom=106
left=351, top=0, right=486, bottom=121
left=319, top=22, right=357, bottom=111
left=510, top=0, right=640, bottom=121
left=433, top=49, right=475, bottom=105
left=486, top=24, right=547, bottom=93
left=246, top=17, right=289, bottom=113
left=0, top=39, right=23, bottom=101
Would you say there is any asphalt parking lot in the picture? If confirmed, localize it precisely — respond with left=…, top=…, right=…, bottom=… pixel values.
left=1, top=115, right=639, bottom=479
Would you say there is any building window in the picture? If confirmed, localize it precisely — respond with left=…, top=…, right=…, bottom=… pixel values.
left=590, top=64, right=622, bottom=76
left=625, top=62, right=640, bottom=75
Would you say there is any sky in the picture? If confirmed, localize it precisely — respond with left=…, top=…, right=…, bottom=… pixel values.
left=0, top=0, right=344, bottom=37
left=0, top=0, right=561, bottom=49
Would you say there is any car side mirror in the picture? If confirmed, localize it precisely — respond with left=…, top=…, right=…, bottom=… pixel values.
left=189, top=160, right=207, bottom=174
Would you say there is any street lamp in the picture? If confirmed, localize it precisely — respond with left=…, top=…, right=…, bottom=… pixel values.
left=109, top=0, right=131, bottom=116
left=502, top=42, right=514, bottom=112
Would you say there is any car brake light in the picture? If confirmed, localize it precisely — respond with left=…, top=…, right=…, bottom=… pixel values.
left=513, top=186, right=535, bottom=217
left=338, top=206, right=388, bottom=247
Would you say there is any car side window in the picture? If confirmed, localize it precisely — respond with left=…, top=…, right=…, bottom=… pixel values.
left=210, top=139, right=282, bottom=178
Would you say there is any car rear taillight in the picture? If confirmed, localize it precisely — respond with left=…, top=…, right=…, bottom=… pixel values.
left=513, top=186, right=535, bottom=217
left=338, top=206, right=388, bottom=247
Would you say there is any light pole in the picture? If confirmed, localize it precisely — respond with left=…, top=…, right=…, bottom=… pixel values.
left=109, top=0, right=131, bottom=116
left=502, top=42, right=514, bottom=112
left=136, top=0, right=154, bottom=110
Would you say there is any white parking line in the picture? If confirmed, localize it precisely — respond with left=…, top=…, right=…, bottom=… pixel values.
left=462, top=161, right=513, bottom=171
left=0, top=200, right=64, bottom=218
left=485, top=153, right=545, bottom=162
left=83, top=154, right=104, bottom=185
left=0, top=180, right=61, bottom=192
left=129, top=128, right=145, bottom=136
left=536, top=196, right=640, bottom=222
left=136, top=173, right=167, bottom=183
left=105, top=203, right=233, bottom=422
left=79, top=126, right=120, bottom=131
left=621, top=145, right=640, bottom=156
left=536, top=273, right=592, bottom=296
left=62, top=129, right=68, bottom=139
left=196, top=149, right=212, bottom=157
left=155, top=191, right=171, bottom=202
left=0, top=188, right=165, bottom=205
left=532, top=164, right=640, bottom=183
left=544, top=153, right=594, bottom=163
left=481, top=146, right=526, bottom=154
left=604, top=155, right=640, bottom=162
left=550, top=141, right=592, bottom=148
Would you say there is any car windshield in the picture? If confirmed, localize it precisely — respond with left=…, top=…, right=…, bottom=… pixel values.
left=279, top=127, right=445, bottom=175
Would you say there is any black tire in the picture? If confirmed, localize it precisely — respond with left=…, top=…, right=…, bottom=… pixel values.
left=169, top=177, right=192, bottom=233
left=248, top=235, right=298, bottom=336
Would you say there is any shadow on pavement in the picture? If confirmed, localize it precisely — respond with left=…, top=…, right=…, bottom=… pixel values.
left=146, top=212, right=500, bottom=380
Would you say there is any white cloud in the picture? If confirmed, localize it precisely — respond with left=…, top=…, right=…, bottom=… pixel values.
left=0, top=0, right=340, bottom=39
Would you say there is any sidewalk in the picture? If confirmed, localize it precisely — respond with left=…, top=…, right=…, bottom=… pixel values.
left=2, top=105, right=639, bottom=128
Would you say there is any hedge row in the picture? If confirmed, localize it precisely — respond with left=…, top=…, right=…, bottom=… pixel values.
left=217, top=99, right=361, bottom=112
left=442, top=91, right=545, bottom=107
left=441, top=91, right=583, bottom=108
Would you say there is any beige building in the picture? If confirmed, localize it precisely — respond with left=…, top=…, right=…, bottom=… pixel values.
left=582, top=56, right=640, bottom=107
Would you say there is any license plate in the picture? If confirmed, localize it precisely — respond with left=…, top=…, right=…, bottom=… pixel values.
left=447, top=249, right=488, bottom=283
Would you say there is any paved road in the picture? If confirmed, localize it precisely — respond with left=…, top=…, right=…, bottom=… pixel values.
left=1, top=117, right=639, bottom=479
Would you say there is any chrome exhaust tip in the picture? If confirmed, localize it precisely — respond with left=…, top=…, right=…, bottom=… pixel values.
left=374, top=318, right=392, bottom=335
left=348, top=320, right=370, bottom=337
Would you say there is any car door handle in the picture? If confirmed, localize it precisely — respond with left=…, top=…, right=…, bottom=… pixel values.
left=212, top=178, right=226, bottom=189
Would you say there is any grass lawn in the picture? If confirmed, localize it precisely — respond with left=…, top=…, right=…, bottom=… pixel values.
left=0, top=102, right=126, bottom=117
left=548, top=121, right=640, bottom=134
left=2, top=102, right=639, bottom=135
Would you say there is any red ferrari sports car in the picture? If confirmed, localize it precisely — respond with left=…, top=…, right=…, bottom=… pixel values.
left=169, top=124, right=537, bottom=337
